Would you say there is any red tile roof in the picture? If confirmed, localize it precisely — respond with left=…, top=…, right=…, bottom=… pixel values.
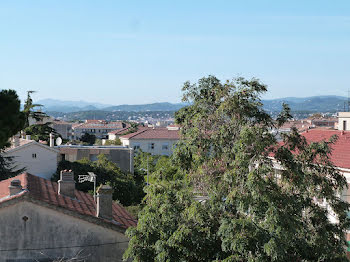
left=120, top=127, right=179, bottom=140
left=300, top=129, right=350, bottom=169
left=74, top=121, right=124, bottom=130
left=108, top=127, right=130, bottom=135
left=0, top=173, right=137, bottom=229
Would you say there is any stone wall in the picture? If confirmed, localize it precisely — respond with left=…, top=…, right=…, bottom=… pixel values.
left=0, top=201, right=128, bottom=262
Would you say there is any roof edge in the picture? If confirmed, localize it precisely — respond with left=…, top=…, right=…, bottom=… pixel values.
left=0, top=194, right=127, bottom=233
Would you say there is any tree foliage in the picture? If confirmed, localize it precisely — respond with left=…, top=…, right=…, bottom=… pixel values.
left=125, top=76, right=350, bottom=261
left=0, top=90, right=26, bottom=149
left=52, top=154, right=144, bottom=206
left=24, top=122, right=59, bottom=144
left=0, top=89, right=26, bottom=180
left=23, top=90, right=47, bottom=128
left=80, top=133, right=96, bottom=145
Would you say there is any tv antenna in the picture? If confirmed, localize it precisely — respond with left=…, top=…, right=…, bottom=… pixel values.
left=78, top=172, right=97, bottom=202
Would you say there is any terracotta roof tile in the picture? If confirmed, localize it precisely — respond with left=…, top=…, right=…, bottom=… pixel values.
left=108, top=127, right=130, bottom=135
left=0, top=173, right=137, bottom=229
left=120, top=127, right=179, bottom=140
left=300, top=129, right=350, bottom=169
left=74, top=121, right=124, bottom=130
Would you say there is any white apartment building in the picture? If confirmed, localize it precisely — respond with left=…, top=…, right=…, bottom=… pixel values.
left=120, top=126, right=180, bottom=156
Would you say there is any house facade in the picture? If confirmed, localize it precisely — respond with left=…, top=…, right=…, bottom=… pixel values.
left=51, top=120, right=73, bottom=139
left=108, top=127, right=130, bottom=141
left=120, top=127, right=180, bottom=156
left=56, top=145, right=134, bottom=173
left=72, top=120, right=127, bottom=140
left=337, top=112, right=350, bottom=131
left=4, top=137, right=59, bottom=180
left=0, top=171, right=136, bottom=262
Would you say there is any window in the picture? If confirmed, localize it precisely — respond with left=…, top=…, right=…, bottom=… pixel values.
left=343, top=120, right=347, bottom=130
left=32, top=153, right=37, bottom=159
left=162, top=142, right=169, bottom=150
left=148, top=143, right=155, bottom=150
left=133, top=143, right=140, bottom=150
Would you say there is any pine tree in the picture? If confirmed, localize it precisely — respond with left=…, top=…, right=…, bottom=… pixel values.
left=0, top=89, right=26, bottom=180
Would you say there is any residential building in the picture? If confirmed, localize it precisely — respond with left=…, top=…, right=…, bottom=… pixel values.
left=309, top=118, right=337, bottom=128
left=337, top=112, right=350, bottom=131
left=57, top=145, right=134, bottom=173
left=120, top=126, right=180, bottom=156
left=72, top=120, right=127, bottom=140
left=0, top=171, right=136, bottom=261
left=108, top=127, right=130, bottom=141
left=4, top=136, right=59, bottom=180
left=270, top=120, right=314, bottom=141
left=51, top=120, right=73, bottom=139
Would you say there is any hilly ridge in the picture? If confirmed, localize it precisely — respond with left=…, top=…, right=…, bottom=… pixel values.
left=39, top=96, right=349, bottom=114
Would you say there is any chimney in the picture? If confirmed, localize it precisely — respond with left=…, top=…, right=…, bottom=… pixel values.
left=49, top=133, right=54, bottom=147
left=96, top=185, right=114, bottom=220
left=58, top=170, right=76, bottom=198
left=26, top=135, right=31, bottom=140
left=9, top=179, right=22, bottom=196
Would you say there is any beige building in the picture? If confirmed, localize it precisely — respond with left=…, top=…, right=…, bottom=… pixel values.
left=51, top=120, right=73, bottom=139
left=0, top=171, right=136, bottom=262
left=57, top=145, right=134, bottom=173
left=120, top=126, right=180, bottom=156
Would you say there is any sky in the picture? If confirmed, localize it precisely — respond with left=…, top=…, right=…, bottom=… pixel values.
left=0, top=0, right=349, bottom=105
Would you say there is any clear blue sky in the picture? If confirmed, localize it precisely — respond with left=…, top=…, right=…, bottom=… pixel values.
left=0, top=0, right=349, bottom=105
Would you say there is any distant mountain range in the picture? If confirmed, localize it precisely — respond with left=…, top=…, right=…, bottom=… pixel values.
left=37, top=99, right=188, bottom=113
left=262, top=95, right=348, bottom=113
left=37, top=96, right=349, bottom=114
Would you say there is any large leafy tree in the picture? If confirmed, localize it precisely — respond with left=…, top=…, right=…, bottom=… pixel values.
left=125, top=76, right=350, bottom=261
left=0, top=90, right=26, bottom=180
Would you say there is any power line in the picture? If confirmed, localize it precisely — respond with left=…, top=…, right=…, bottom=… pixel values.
left=0, top=240, right=129, bottom=252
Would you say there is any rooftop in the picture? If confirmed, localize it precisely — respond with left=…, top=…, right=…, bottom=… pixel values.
left=0, top=173, right=137, bottom=229
left=300, top=129, right=350, bottom=169
left=73, top=120, right=125, bottom=130
left=120, top=127, right=179, bottom=140
left=108, top=127, right=130, bottom=135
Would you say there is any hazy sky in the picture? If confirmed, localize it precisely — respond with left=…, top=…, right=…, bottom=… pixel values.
left=1, top=1, right=349, bottom=105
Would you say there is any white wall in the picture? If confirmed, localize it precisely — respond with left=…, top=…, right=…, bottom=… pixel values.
left=5, top=143, right=58, bottom=179
left=337, top=112, right=350, bottom=130
left=0, top=201, right=128, bottom=262
left=123, top=139, right=178, bottom=156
